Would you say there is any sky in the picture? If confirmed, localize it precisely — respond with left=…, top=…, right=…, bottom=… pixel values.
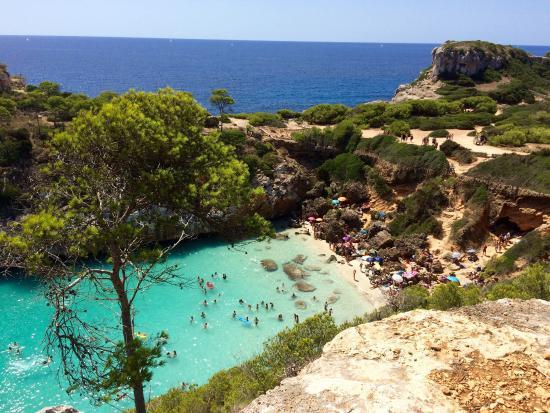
left=1, top=0, right=549, bottom=45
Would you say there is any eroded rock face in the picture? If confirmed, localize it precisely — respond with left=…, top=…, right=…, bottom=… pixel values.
left=431, top=45, right=508, bottom=79
left=0, top=64, right=11, bottom=92
left=292, top=254, right=307, bottom=265
left=253, top=157, right=318, bottom=219
left=242, top=299, right=550, bottom=413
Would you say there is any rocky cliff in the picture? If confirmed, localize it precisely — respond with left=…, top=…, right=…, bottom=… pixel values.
left=0, top=63, right=11, bottom=92
left=242, top=299, right=550, bottom=413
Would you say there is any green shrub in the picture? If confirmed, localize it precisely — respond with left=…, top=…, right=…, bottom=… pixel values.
left=248, top=112, right=285, bottom=127
left=486, top=263, right=550, bottom=300
left=292, top=127, right=334, bottom=149
left=481, top=68, right=503, bottom=83
left=366, top=167, right=393, bottom=200
left=488, top=128, right=527, bottom=147
left=318, top=153, right=365, bottom=182
left=302, top=104, right=350, bottom=125
left=429, top=129, right=450, bottom=138
left=397, top=285, right=429, bottom=311
left=388, top=179, right=448, bottom=237
left=332, top=119, right=362, bottom=152
left=219, top=129, right=246, bottom=146
left=466, top=151, right=550, bottom=193
left=0, top=107, right=11, bottom=124
left=483, top=231, right=550, bottom=276
left=277, top=109, right=301, bottom=120
left=439, top=140, right=475, bottom=164
left=489, top=81, right=535, bottom=104
left=459, top=96, right=497, bottom=113
left=428, top=283, right=481, bottom=310
left=384, top=103, right=412, bottom=120
left=0, top=181, right=21, bottom=209
left=384, top=120, right=410, bottom=137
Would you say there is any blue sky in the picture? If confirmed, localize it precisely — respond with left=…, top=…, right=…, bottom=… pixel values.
left=2, top=0, right=549, bottom=45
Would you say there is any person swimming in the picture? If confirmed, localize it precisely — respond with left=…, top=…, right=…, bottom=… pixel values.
left=222, top=273, right=227, bottom=280
left=248, top=304, right=252, bottom=311
left=276, top=286, right=280, bottom=293
left=203, top=300, right=208, bottom=306
left=278, top=314, right=283, bottom=321
left=213, top=299, right=217, bottom=304
left=270, top=302, right=274, bottom=309
left=203, top=323, right=208, bottom=329
left=41, top=356, right=52, bottom=365
left=201, top=312, right=206, bottom=319
left=232, top=310, right=237, bottom=319
left=239, top=298, right=244, bottom=305
left=190, top=316, right=194, bottom=323
left=254, top=317, right=259, bottom=326
left=291, top=293, right=297, bottom=299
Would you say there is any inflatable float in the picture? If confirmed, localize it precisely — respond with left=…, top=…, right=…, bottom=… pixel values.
left=237, top=316, right=252, bottom=327
left=206, top=282, right=215, bottom=289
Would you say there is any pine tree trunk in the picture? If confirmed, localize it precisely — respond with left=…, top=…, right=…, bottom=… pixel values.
left=111, top=261, right=147, bottom=413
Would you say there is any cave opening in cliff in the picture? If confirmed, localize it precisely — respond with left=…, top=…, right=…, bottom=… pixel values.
left=490, top=217, right=522, bottom=236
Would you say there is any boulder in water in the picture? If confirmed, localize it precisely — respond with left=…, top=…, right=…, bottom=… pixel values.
left=295, top=300, right=308, bottom=310
left=292, top=254, right=308, bottom=264
left=326, top=255, right=337, bottom=264
left=283, top=263, right=307, bottom=280
left=261, top=259, right=278, bottom=272
left=304, top=265, right=322, bottom=272
left=333, top=289, right=343, bottom=295
left=327, top=294, right=340, bottom=304
left=36, top=407, right=80, bottom=413
left=294, top=280, right=317, bottom=292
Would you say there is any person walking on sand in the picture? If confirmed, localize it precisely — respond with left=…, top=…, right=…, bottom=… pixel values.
left=353, top=269, right=358, bottom=282
left=482, top=244, right=488, bottom=256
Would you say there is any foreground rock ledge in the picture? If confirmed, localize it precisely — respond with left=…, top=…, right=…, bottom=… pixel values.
left=242, top=299, right=550, bottom=413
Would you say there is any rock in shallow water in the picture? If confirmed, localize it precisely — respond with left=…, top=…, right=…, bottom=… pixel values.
left=36, top=407, right=80, bottom=413
left=304, top=265, right=322, bottom=272
left=292, top=254, right=307, bottom=264
left=294, top=280, right=317, bottom=292
left=261, top=259, right=278, bottom=272
left=283, top=263, right=307, bottom=280
left=327, top=294, right=340, bottom=304
left=295, top=300, right=308, bottom=310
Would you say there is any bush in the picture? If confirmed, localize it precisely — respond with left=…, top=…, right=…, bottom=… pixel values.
left=219, top=129, right=246, bottom=147
left=388, top=179, right=448, bottom=237
left=277, top=109, right=301, bottom=120
left=332, top=120, right=362, bottom=152
left=489, top=81, right=535, bottom=104
left=248, top=112, right=285, bottom=127
left=318, top=153, right=365, bottom=182
left=396, top=285, right=429, bottom=311
left=384, top=120, right=410, bottom=137
left=488, top=128, right=527, bottom=147
left=429, top=129, right=450, bottom=138
left=428, top=283, right=481, bottom=310
left=486, top=263, right=550, bottom=300
left=292, top=127, right=334, bottom=149
left=366, top=167, right=393, bottom=200
left=482, top=230, right=550, bottom=276
left=439, top=140, right=475, bottom=164
left=466, top=151, right=550, bottom=194
left=302, top=104, right=350, bottom=125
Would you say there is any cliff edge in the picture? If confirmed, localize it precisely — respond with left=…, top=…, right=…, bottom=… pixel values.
left=242, top=299, right=550, bottom=413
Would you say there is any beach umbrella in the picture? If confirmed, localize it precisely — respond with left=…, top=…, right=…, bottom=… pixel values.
left=338, top=196, right=347, bottom=202
left=374, top=262, right=382, bottom=271
left=316, top=218, right=323, bottom=222
left=343, top=236, right=351, bottom=242
left=451, top=251, right=461, bottom=259
left=466, top=248, right=477, bottom=254
left=447, top=275, right=460, bottom=283
left=307, top=216, right=316, bottom=222
left=360, top=229, right=369, bottom=235
left=403, top=271, right=415, bottom=279
left=332, top=199, right=340, bottom=205
left=392, top=273, right=403, bottom=283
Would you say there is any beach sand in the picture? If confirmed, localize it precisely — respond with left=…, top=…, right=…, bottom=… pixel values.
left=284, top=224, right=387, bottom=313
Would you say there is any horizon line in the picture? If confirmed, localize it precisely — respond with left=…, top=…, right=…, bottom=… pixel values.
left=1, top=34, right=549, bottom=48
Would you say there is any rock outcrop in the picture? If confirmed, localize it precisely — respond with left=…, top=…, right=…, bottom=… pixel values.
left=253, top=157, right=318, bottom=219
left=36, top=406, right=80, bottom=413
left=243, top=299, right=550, bottom=413
left=260, top=259, right=278, bottom=272
left=282, top=263, right=307, bottom=280
left=0, top=63, right=11, bottom=92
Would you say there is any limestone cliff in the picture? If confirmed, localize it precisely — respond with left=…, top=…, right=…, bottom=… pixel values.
left=242, top=299, right=550, bottom=413
left=0, top=63, right=11, bottom=92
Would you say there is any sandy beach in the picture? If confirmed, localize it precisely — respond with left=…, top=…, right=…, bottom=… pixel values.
left=283, top=224, right=388, bottom=313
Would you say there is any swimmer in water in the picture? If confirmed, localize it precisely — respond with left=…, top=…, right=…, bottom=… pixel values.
left=213, top=299, right=217, bottom=304
left=204, top=323, right=208, bottom=329
left=248, top=304, right=252, bottom=311
left=201, top=312, right=206, bottom=319
left=203, top=300, right=208, bottom=306
left=276, top=286, right=280, bottom=293
left=222, top=273, right=227, bottom=280
left=232, top=310, right=237, bottom=319
left=256, top=303, right=259, bottom=310
left=239, top=298, right=244, bottom=305
left=278, top=314, right=283, bottom=321
left=190, top=316, right=194, bottom=323
left=41, top=356, right=52, bottom=365
left=254, top=317, right=259, bottom=326
left=291, top=293, right=297, bottom=299
left=270, top=302, right=274, bottom=309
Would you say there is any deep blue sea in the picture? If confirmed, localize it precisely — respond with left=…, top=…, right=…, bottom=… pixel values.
left=1, top=36, right=546, bottom=113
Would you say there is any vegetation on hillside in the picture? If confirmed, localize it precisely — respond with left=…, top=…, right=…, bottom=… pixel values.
left=466, top=151, right=550, bottom=194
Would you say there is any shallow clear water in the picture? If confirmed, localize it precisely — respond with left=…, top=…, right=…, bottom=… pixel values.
left=0, top=231, right=371, bottom=412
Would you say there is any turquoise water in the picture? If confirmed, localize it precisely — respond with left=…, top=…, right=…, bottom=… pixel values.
left=0, top=230, right=371, bottom=412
